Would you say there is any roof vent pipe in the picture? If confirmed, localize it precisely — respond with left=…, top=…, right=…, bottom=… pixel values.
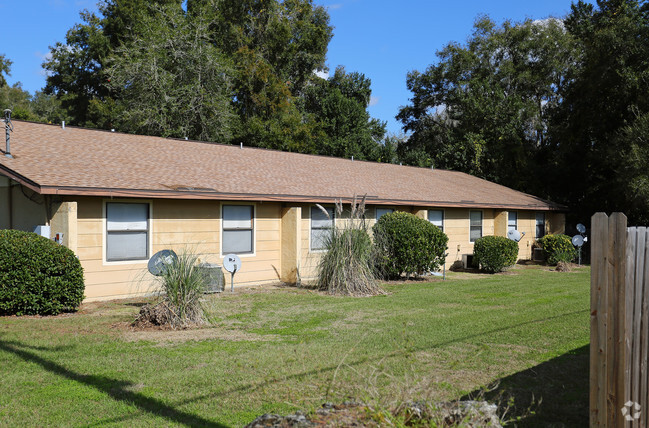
left=3, top=109, right=13, bottom=159
left=240, top=142, right=243, bottom=149
left=62, top=121, right=65, bottom=130
left=351, top=156, right=354, bottom=161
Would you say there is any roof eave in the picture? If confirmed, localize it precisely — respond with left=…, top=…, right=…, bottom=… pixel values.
left=36, top=185, right=567, bottom=211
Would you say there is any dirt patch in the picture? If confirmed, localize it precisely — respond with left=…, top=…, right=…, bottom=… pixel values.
left=120, top=324, right=280, bottom=344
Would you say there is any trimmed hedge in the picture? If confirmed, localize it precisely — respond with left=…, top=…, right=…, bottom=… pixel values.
left=0, top=230, right=84, bottom=315
left=373, top=211, right=448, bottom=279
left=473, top=235, right=519, bottom=273
left=537, top=234, right=577, bottom=266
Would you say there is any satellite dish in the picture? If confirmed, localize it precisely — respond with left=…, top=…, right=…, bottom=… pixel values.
left=507, top=229, right=522, bottom=242
left=148, top=249, right=178, bottom=276
left=223, top=254, right=242, bottom=292
left=223, top=254, right=242, bottom=273
left=576, top=223, right=586, bottom=234
left=572, top=235, right=584, bottom=247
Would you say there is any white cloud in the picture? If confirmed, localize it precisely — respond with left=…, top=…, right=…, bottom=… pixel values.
left=314, top=70, right=329, bottom=79
left=327, top=3, right=343, bottom=10
left=369, top=96, right=379, bottom=107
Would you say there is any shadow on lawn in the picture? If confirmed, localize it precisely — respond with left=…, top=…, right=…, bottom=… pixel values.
left=0, top=339, right=228, bottom=428
left=462, top=345, right=589, bottom=427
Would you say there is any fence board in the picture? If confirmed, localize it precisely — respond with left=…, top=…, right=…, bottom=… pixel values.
left=631, top=228, right=646, bottom=428
left=641, top=229, right=649, bottom=428
left=612, top=213, right=628, bottom=428
left=591, top=213, right=649, bottom=428
left=591, top=213, right=609, bottom=427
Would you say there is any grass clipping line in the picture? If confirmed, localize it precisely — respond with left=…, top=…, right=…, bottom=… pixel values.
left=315, top=196, right=385, bottom=297
left=133, top=249, right=207, bottom=329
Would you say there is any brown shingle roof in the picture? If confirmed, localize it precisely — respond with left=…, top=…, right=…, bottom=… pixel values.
left=0, top=120, right=565, bottom=210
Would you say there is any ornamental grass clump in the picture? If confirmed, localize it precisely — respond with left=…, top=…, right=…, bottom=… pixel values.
left=134, top=249, right=207, bottom=328
left=316, top=196, right=383, bottom=296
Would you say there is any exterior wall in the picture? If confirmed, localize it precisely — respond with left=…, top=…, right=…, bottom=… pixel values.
left=75, top=198, right=283, bottom=301
left=0, top=176, right=48, bottom=232
left=4, top=187, right=570, bottom=300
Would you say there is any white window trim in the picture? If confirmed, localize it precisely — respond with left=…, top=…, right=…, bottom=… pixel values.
left=309, top=205, right=335, bottom=253
left=220, top=202, right=257, bottom=258
left=428, top=209, right=445, bottom=232
left=469, top=210, right=483, bottom=243
left=102, top=199, right=153, bottom=266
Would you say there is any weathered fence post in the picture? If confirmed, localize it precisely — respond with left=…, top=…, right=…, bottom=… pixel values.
left=590, top=212, right=628, bottom=427
left=591, top=213, right=649, bottom=427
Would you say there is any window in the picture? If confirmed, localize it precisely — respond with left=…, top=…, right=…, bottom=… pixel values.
left=508, top=211, right=518, bottom=232
left=428, top=210, right=444, bottom=232
left=222, top=205, right=254, bottom=254
left=470, top=211, right=482, bottom=242
left=376, top=208, right=394, bottom=220
left=536, top=212, right=546, bottom=239
left=106, top=202, right=149, bottom=262
left=311, top=206, right=334, bottom=251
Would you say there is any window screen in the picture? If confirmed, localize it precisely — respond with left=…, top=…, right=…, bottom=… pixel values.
left=536, top=212, right=546, bottom=238
left=428, top=210, right=444, bottom=232
left=470, top=211, right=482, bottom=242
left=508, top=211, right=518, bottom=232
left=223, top=205, right=254, bottom=254
left=106, top=203, right=149, bottom=261
left=311, top=206, right=334, bottom=251
left=376, top=208, right=394, bottom=220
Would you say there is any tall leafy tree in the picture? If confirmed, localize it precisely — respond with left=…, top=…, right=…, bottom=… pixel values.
left=552, top=0, right=649, bottom=224
left=302, top=66, right=386, bottom=160
left=0, top=54, right=12, bottom=88
left=43, top=0, right=182, bottom=127
left=106, top=4, right=236, bottom=142
left=397, top=17, right=578, bottom=194
left=192, top=0, right=333, bottom=150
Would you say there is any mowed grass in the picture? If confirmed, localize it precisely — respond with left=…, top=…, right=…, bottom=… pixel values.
left=0, top=265, right=590, bottom=427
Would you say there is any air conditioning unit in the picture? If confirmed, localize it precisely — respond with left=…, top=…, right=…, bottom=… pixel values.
left=532, top=248, right=545, bottom=262
left=462, top=254, right=475, bottom=269
left=196, top=263, right=225, bottom=293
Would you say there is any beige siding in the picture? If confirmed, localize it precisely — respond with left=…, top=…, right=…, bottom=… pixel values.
left=77, top=198, right=283, bottom=301
left=0, top=176, right=48, bottom=231
left=20, top=195, right=568, bottom=301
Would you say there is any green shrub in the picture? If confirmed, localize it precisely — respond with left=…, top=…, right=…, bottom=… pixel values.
left=373, top=211, right=448, bottom=279
left=473, top=235, right=519, bottom=273
left=0, top=229, right=84, bottom=315
left=537, top=234, right=577, bottom=266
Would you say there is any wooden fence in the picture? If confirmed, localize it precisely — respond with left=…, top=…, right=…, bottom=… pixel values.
left=590, top=212, right=649, bottom=427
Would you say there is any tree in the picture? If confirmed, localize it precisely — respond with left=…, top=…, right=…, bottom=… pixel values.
left=106, top=4, right=236, bottom=142
left=192, top=0, right=333, bottom=150
left=551, top=0, right=649, bottom=224
left=43, top=1, right=182, bottom=127
left=0, top=54, right=12, bottom=88
left=302, top=67, right=386, bottom=160
left=397, top=17, right=578, bottom=195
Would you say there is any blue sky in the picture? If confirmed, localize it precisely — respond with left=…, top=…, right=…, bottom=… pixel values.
left=2, top=0, right=581, bottom=134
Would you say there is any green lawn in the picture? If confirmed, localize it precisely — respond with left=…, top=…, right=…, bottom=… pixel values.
left=0, top=265, right=590, bottom=427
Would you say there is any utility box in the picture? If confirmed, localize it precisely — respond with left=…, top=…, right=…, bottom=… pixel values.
left=462, top=254, right=474, bottom=269
left=532, top=247, right=545, bottom=262
left=196, top=263, right=225, bottom=293
left=33, top=225, right=51, bottom=239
